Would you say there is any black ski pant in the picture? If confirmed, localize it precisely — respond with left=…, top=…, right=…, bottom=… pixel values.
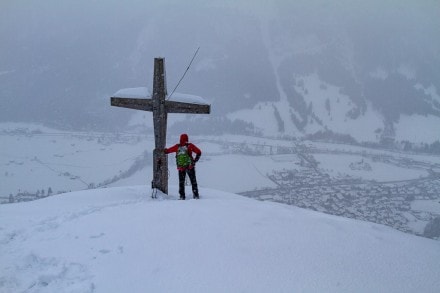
left=178, top=167, right=199, bottom=198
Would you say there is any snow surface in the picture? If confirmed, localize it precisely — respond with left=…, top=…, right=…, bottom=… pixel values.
left=370, top=67, right=389, bottom=80
left=0, top=128, right=154, bottom=196
left=227, top=102, right=281, bottom=137
left=395, top=114, right=440, bottom=144
left=1, top=186, right=439, bottom=293
left=310, top=140, right=440, bottom=165
left=411, top=199, right=440, bottom=215
left=314, top=153, right=428, bottom=182
left=227, top=74, right=384, bottom=142
left=296, top=74, right=383, bottom=142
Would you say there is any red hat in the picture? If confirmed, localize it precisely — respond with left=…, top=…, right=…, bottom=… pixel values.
left=180, top=133, right=188, bottom=145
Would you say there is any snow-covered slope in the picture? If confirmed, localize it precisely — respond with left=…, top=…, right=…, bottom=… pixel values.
left=1, top=186, right=439, bottom=292
left=225, top=2, right=440, bottom=144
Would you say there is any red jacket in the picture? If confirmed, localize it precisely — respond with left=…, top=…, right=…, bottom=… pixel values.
left=165, top=134, right=201, bottom=170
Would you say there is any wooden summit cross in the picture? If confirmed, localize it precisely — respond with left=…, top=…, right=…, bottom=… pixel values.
left=110, top=57, right=210, bottom=195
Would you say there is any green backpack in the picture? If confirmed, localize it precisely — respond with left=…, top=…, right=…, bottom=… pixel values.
left=176, top=145, right=192, bottom=168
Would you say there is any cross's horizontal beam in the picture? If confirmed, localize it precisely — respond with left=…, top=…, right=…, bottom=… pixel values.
left=110, top=97, right=153, bottom=111
left=165, top=100, right=210, bottom=114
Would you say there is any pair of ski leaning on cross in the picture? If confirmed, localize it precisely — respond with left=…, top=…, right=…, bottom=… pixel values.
left=164, top=133, right=201, bottom=200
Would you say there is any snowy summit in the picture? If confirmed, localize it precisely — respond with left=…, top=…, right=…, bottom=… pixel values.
left=1, top=186, right=439, bottom=292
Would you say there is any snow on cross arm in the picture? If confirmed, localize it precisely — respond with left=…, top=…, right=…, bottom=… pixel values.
left=168, top=92, right=209, bottom=105
left=112, top=87, right=150, bottom=99
left=112, top=87, right=209, bottom=105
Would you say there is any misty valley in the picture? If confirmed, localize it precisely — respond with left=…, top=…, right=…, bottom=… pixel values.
left=2, top=123, right=439, bottom=240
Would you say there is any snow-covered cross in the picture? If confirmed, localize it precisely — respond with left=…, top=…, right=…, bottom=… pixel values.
left=110, top=58, right=210, bottom=195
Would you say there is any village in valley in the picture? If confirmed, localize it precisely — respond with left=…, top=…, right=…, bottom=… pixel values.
left=239, top=150, right=440, bottom=239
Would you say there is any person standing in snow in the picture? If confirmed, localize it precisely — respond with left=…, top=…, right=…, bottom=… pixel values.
left=164, top=133, right=201, bottom=200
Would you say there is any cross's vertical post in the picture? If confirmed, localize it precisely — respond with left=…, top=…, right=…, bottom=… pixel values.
left=152, top=58, right=168, bottom=194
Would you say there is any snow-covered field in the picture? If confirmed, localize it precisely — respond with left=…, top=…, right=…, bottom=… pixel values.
left=0, top=123, right=153, bottom=196
left=314, top=153, right=428, bottom=182
left=1, top=124, right=433, bottom=198
left=1, top=186, right=439, bottom=293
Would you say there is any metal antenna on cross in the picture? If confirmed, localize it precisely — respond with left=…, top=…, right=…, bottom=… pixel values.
left=110, top=57, right=210, bottom=195
left=168, top=47, right=200, bottom=101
